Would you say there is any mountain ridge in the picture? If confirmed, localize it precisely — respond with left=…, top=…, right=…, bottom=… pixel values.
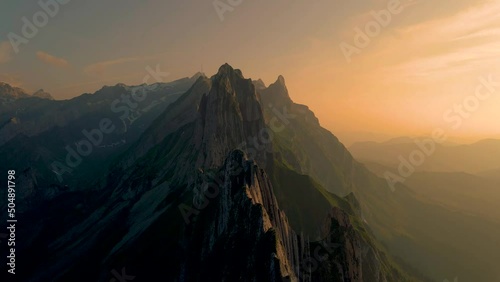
left=2, top=63, right=419, bottom=281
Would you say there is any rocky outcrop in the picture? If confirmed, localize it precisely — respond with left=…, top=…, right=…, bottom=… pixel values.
left=259, top=75, right=355, bottom=196
left=180, top=150, right=402, bottom=282
left=0, top=83, right=53, bottom=102
left=0, top=82, right=30, bottom=103
left=195, top=63, right=271, bottom=169
left=313, top=207, right=364, bottom=281
left=181, top=150, right=301, bottom=281
left=8, top=64, right=417, bottom=282
left=253, top=79, right=267, bottom=91
left=32, top=89, right=54, bottom=100
left=111, top=64, right=272, bottom=189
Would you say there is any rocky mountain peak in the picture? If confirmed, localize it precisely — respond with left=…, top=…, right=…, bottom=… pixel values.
left=0, top=82, right=30, bottom=100
left=190, top=71, right=206, bottom=80
left=260, top=75, right=292, bottom=107
left=32, top=89, right=54, bottom=100
left=214, top=63, right=245, bottom=80
left=271, top=75, right=288, bottom=94
left=277, top=75, right=286, bottom=85
left=193, top=64, right=270, bottom=169
left=252, top=79, right=267, bottom=91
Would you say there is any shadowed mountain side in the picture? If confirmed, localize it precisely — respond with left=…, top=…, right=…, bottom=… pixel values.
left=259, top=76, right=357, bottom=197
left=9, top=64, right=416, bottom=282
left=0, top=75, right=202, bottom=214
left=257, top=78, right=500, bottom=281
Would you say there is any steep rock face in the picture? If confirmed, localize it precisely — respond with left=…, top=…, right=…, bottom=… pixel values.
left=17, top=65, right=281, bottom=281
left=195, top=64, right=270, bottom=169
left=259, top=76, right=356, bottom=196
left=11, top=64, right=416, bottom=282
left=308, top=206, right=410, bottom=282
left=258, top=75, right=424, bottom=281
left=180, top=150, right=403, bottom=282
left=111, top=64, right=271, bottom=193
left=181, top=150, right=300, bottom=281
left=313, top=207, right=364, bottom=281
left=256, top=75, right=421, bottom=281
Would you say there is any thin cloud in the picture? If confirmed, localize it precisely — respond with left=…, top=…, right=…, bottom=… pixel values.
left=36, top=51, right=70, bottom=68
left=83, top=54, right=162, bottom=76
left=372, top=0, right=500, bottom=82
left=453, top=27, right=500, bottom=41
left=0, top=42, right=13, bottom=64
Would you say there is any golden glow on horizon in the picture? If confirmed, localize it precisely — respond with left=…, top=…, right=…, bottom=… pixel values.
left=1, top=0, right=499, bottom=143
left=279, top=0, right=500, bottom=142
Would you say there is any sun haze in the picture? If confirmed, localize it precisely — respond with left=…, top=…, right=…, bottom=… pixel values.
left=1, top=0, right=499, bottom=142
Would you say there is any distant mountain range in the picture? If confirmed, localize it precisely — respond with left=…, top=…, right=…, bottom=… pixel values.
left=0, top=82, right=54, bottom=103
left=349, top=137, right=500, bottom=282
left=350, top=137, right=500, bottom=175
left=1, top=64, right=499, bottom=281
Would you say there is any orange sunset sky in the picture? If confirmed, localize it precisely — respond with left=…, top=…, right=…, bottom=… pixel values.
left=1, top=0, right=499, bottom=144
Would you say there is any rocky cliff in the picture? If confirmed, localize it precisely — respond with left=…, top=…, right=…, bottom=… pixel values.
left=7, top=64, right=416, bottom=281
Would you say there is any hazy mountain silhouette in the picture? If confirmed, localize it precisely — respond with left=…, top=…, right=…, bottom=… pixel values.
left=350, top=137, right=500, bottom=174
left=3, top=64, right=500, bottom=281
left=0, top=64, right=419, bottom=281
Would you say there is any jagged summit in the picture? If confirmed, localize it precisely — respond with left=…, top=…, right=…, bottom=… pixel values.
left=271, top=75, right=288, bottom=91
left=191, top=71, right=206, bottom=80
left=260, top=75, right=292, bottom=107
left=214, top=63, right=245, bottom=79
left=207, top=63, right=260, bottom=107
left=216, top=63, right=235, bottom=74
left=197, top=63, right=269, bottom=168
left=0, top=82, right=54, bottom=101
left=95, top=83, right=123, bottom=92
left=0, top=82, right=30, bottom=100
left=277, top=75, right=286, bottom=85
left=5, top=63, right=419, bottom=282
left=32, top=89, right=54, bottom=100
left=252, top=79, right=266, bottom=91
